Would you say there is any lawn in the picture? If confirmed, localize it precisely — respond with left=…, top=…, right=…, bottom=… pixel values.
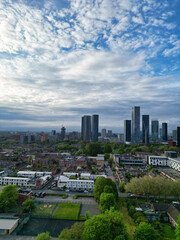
left=31, top=203, right=56, bottom=216
left=161, top=224, right=176, bottom=240
left=118, top=199, right=136, bottom=240
left=53, top=203, right=81, bottom=220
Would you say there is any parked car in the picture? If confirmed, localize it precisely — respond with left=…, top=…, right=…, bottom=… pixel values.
left=65, top=189, right=70, bottom=192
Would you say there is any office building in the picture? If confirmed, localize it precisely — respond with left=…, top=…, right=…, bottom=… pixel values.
left=172, top=130, right=177, bottom=141
left=132, top=106, right=140, bottom=143
left=101, top=129, right=106, bottom=138
left=107, top=130, right=113, bottom=137
left=142, top=115, right=149, bottom=144
left=177, top=127, right=180, bottom=147
left=151, top=120, right=159, bottom=142
left=124, top=120, right=131, bottom=142
left=81, top=115, right=91, bottom=142
left=162, top=123, right=168, bottom=141
left=91, top=115, right=99, bottom=142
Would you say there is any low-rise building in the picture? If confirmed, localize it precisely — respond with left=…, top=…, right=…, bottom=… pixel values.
left=17, top=171, right=52, bottom=178
left=0, top=177, right=30, bottom=186
left=0, top=218, right=19, bottom=235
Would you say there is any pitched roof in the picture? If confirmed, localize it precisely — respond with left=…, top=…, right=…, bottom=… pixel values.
left=167, top=205, right=180, bottom=223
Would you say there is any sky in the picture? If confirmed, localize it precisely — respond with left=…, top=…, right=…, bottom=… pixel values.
left=0, top=0, right=180, bottom=133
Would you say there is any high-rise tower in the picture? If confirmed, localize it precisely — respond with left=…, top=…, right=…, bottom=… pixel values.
left=132, top=106, right=140, bottom=144
left=81, top=115, right=91, bottom=142
left=142, top=115, right=149, bottom=144
left=124, top=120, right=131, bottom=142
left=162, top=122, right=168, bottom=141
left=151, top=120, right=159, bottom=142
left=177, top=127, right=180, bottom=147
left=91, top=115, right=99, bottom=142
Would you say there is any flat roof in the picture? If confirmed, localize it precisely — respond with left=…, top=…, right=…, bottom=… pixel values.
left=0, top=218, right=19, bottom=230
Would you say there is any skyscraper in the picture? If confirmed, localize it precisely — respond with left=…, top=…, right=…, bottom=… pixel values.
left=81, top=115, right=91, bottom=142
left=142, top=115, right=149, bottom=144
left=132, top=106, right=140, bottom=144
left=61, top=126, right=66, bottom=140
left=101, top=129, right=106, bottom=138
left=172, top=130, right=177, bottom=141
left=162, top=122, right=168, bottom=141
left=177, top=127, right=180, bottom=147
left=124, top=120, right=131, bottom=142
left=91, top=114, right=99, bottom=142
left=151, top=120, right=159, bottom=142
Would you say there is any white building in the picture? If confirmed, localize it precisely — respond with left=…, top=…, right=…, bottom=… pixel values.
left=146, top=156, right=168, bottom=166
left=147, top=155, right=180, bottom=172
left=0, top=177, right=30, bottom=186
left=17, top=171, right=52, bottom=178
left=168, top=158, right=180, bottom=172
left=58, top=175, right=94, bottom=191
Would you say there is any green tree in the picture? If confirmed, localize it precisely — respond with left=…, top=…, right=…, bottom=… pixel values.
left=94, top=177, right=118, bottom=202
left=0, top=185, right=18, bottom=212
left=134, top=222, right=160, bottom=240
left=119, top=182, right=125, bottom=193
left=85, top=211, right=91, bottom=220
left=59, top=222, right=84, bottom=240
left=100, top=193, right=117, bottom=213
left=86, top=143, right=102, bottom=156
left=176, top=215, right=180, bottom=240
left=22, top=199, right=35, bottom=213
left=36, top=232, right=51, bottom=240
left=82, top=211, right=128, bottom=240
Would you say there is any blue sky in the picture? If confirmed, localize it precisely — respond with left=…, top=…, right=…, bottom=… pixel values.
left=0, top=0, right=180, bottom=133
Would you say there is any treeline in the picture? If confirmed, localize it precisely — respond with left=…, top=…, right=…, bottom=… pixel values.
left=75, top=142, right=180, bottom=157
left=125, top=176, right=180, bottom=199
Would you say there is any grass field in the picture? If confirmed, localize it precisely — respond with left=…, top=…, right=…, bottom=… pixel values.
left=53, top=203, right=81, bottom=220
left=118, top=199, right=136, bottom=240
left=31, top=203, right=56, bottom=216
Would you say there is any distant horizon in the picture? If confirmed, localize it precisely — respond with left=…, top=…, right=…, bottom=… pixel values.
left=0, top=0, right=180, bottom=132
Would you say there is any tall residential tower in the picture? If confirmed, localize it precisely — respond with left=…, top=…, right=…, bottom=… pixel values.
left=142, top=115, right=149, bottom=144
left=124, top=120, right=131, bottom=142
left=91, top=114, right=99, bottom=142
left=132, top=106, right=140, bottom=144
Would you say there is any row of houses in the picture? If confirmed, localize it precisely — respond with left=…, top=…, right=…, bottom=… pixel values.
left=0, top=171, right=52, bottom=188
left=56, top=172, right=107, bottom=191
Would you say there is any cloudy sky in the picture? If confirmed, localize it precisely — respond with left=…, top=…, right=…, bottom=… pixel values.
left=0, top=0, right=180, bottom=133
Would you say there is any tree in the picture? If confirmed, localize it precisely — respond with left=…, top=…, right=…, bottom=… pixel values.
left=0, top=185, right=18, bottom=212
left=36, top=232, right=51, bottom=240
left=59, top=222, right=84, bottom=240
left=100, top=193, right=117, bottom=213
left=86, top=143, right=102, bottom=156
left=85, top=211, right=91, bottom=220
left=82, top=211, right=128, bottom=240
left=22, top=199, right=35, bottom=213
left=82, top=214, right=112, bottom=240
left=119, top=182, right=125, bottom=193
left=176, top=216, right=180, bottom=240
left=134, top=222, right=160, bottom=240
left=94, top=177, right=118, bottom=202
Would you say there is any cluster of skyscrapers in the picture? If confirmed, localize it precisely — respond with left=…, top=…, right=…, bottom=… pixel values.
left=124, top=106, right=180, bottom=145
left=81, top=115, right=99, bottom=142
left=81, top=107, right=180, bottom=145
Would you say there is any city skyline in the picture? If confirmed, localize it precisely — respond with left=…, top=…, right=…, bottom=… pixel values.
left=0, top=0, right=180, bottom=132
